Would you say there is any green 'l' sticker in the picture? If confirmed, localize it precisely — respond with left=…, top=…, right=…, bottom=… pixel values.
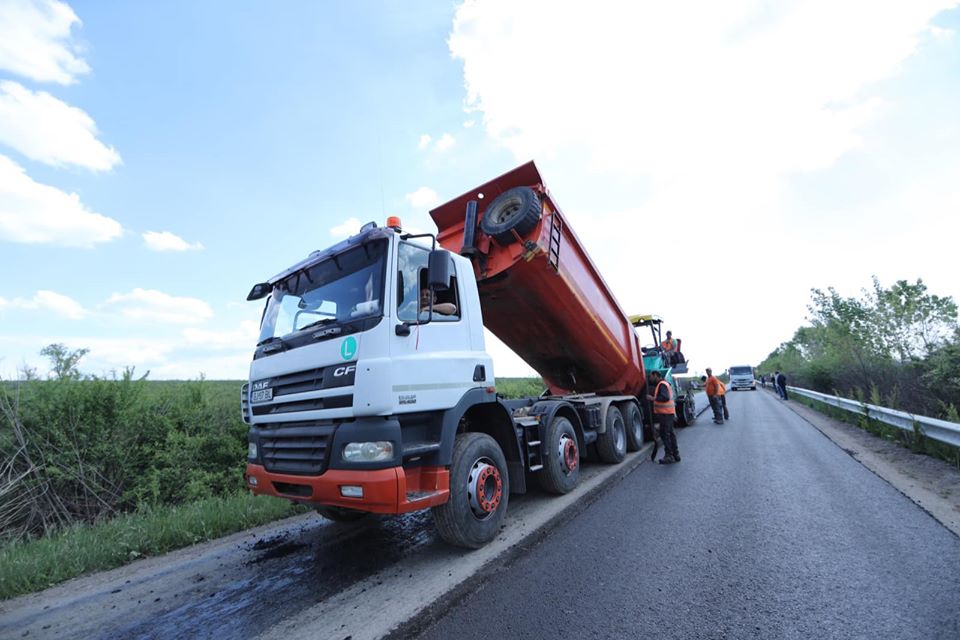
left=340, top=336, right=357, bottom=361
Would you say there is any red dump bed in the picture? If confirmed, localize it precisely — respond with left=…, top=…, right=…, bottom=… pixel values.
left=429, top=162, right=645, bottom=396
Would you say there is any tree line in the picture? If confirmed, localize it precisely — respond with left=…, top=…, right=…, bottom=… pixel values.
left=759, top=277, right=960, bottom=422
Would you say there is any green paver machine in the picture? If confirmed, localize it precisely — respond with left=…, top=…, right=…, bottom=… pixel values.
left=630, top=314, right=697, bottom=427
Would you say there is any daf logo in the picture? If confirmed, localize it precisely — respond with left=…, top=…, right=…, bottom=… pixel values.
left=252, top=380, right=271, bottom=391
left=334, top=365, right=356, bottom=377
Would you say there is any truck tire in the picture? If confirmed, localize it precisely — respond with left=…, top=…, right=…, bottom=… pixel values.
left=596, top=406, right=626, bottom=463
left=623, top=402, right=644, bottom=452
left=677, top=395, right=697, bottom=427
left=479, top=186, right=541, bottom=245
left=432, top=432, right=510, bottom=549
left=316, top=506, right=368, bottom=523
left=537, top=416, right=580, bottom=494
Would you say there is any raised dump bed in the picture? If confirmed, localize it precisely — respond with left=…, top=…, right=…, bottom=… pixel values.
left=429, top=161, right=645, bottom=396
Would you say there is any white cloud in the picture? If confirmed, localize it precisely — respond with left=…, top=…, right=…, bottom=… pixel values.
left=463, top=120, right=475, bottom=128
left=0, top=0, right=89, bottom=85
left=0, top=81, right=121, bottom=171
left=449, top=1, right=954, bottom=179
left=0, top=154, right=123, bottom=246
left=0, top=289, right=87, bottom=319
left=448, top=0, right=960, bottom=375
left=417, top=132, right=456, bottom=152
left=330, top=217, right=362, bottom=238
left=405, top=186, right=440, bottom=208
left=105, top=288, right=214, bottom=325
left=142, top=230, right=204, bottom=252
left=434, top=133, right=456, bottom=152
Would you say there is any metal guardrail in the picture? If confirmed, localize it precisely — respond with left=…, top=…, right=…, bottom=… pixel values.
left=786, top=386, right=960, bottom=448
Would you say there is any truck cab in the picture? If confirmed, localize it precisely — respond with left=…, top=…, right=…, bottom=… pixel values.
left=242, top=223, right=523, bottom=544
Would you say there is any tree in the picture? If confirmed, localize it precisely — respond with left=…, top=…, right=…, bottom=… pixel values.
left=39, top=344, right=89, bottom=380
left=869, top=277, right=958, bottom=361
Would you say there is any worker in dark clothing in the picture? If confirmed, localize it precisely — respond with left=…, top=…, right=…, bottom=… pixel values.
left=776, top=371, right=788, bottom=400
left=648, top=370, right=680, bottom=464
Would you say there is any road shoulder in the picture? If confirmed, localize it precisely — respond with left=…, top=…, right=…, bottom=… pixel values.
left=779, top=394, right=960, bottom=537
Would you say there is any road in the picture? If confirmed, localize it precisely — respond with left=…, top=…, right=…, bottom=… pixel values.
left=414, top=390, right=960, bottom=639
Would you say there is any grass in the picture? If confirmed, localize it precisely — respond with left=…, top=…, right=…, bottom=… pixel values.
left=0, top=493, right=305, bottom=601
left=495, top=377, right=547, bottom=399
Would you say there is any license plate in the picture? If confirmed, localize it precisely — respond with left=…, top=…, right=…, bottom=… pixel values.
left=251, top=388, right=273, bottom=403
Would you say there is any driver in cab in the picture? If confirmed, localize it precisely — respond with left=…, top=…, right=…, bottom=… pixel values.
left=420, top=288, right=457, bottom=317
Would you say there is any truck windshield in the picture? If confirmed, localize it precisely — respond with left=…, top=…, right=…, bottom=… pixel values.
left=258, top=240, right=387, bottom=345
left=730, top=366, right=753, bottom=376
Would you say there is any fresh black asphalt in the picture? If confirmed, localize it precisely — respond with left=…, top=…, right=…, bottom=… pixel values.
left=415, top=390, right=960, bottom=640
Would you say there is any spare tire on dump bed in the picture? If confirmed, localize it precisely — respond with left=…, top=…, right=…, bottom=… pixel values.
left=480, top=186, right=542, bottom=245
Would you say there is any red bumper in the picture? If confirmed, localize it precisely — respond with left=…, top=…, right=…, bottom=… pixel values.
left=244, top=463, right=449, bottom=514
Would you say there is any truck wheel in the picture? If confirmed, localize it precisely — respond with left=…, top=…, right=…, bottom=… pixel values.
left=596, top=406, right=626, bottom=463
left=677, top=398, right=688, bottom=427
left=538, top=416, right=580, bottom=494
left=479, top=186, right=541, bottom=245
left=623, top=402, right=644, bottom=452
left=677, top=395, right=697, bottom=427
left=316, top=506, right=368, bottom=523
left=432, top=432, right=510, bottom=549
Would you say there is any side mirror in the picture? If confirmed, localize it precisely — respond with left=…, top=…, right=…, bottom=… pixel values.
left=427, top=250, right=451, bottom=291
left=247, top=283, right=271, bottom=301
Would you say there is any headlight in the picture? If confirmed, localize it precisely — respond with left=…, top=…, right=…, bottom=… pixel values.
left=343, top=441, right=394, bottom=462
left=248, top=442, right=258, bottom=459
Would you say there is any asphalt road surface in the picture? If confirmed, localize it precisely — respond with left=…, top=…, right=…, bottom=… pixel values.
left=415, top=390, right=960, bottom=640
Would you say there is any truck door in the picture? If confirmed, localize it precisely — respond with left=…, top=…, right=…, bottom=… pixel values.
left=390, top=242, right=478, bottom=412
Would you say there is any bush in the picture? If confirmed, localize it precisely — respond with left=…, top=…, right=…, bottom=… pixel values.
left=0, top=371, right=248, bottom=543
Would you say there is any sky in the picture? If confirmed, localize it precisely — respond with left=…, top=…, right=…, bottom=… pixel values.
left=1, top=0, right=959, bottom=381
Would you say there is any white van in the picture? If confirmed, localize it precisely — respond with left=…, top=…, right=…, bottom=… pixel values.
left=728, top=365, right=756, bottom=391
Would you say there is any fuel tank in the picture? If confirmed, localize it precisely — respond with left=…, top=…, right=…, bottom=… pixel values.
left=429, top=162, right=645, bottom=396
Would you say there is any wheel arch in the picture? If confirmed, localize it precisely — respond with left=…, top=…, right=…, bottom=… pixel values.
left=440, top=388, right=525, bottom=494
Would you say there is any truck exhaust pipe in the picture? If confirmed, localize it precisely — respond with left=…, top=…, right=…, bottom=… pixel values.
left=460, top=200, right=478, bottom=257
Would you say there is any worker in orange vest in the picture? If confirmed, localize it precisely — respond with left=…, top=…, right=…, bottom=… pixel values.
left=648, top=370, right=680, bottom=464
left=703, top=368, right=727, bottom=424
left=660, top=330, right=677, bottom=366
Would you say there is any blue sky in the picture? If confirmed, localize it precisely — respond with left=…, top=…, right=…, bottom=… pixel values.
left=2, top=0, right=959, bottom=380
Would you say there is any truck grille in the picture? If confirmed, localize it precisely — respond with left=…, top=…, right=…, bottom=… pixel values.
left=258, top=422, right=336, bottom=475
left=251, top=394, right=353, bottom=416
left=269, top=364, right=353, bottom=397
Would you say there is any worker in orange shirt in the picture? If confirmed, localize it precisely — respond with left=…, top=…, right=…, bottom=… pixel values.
left=660, top=330, right=677, bottom=366
left=703, top=368, right=727, bottom=424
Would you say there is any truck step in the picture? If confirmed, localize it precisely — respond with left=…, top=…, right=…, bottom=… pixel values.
left=529, top=464, right=544, bottom=471
left=527, top=440, right=541, bottom=446
left=406, top=490, right=444, bottom=502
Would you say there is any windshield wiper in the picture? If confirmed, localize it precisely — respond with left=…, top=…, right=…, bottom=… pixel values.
left=298, top=317, right=338, bottom=333
left=256, top=336, right=287, bottom=352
